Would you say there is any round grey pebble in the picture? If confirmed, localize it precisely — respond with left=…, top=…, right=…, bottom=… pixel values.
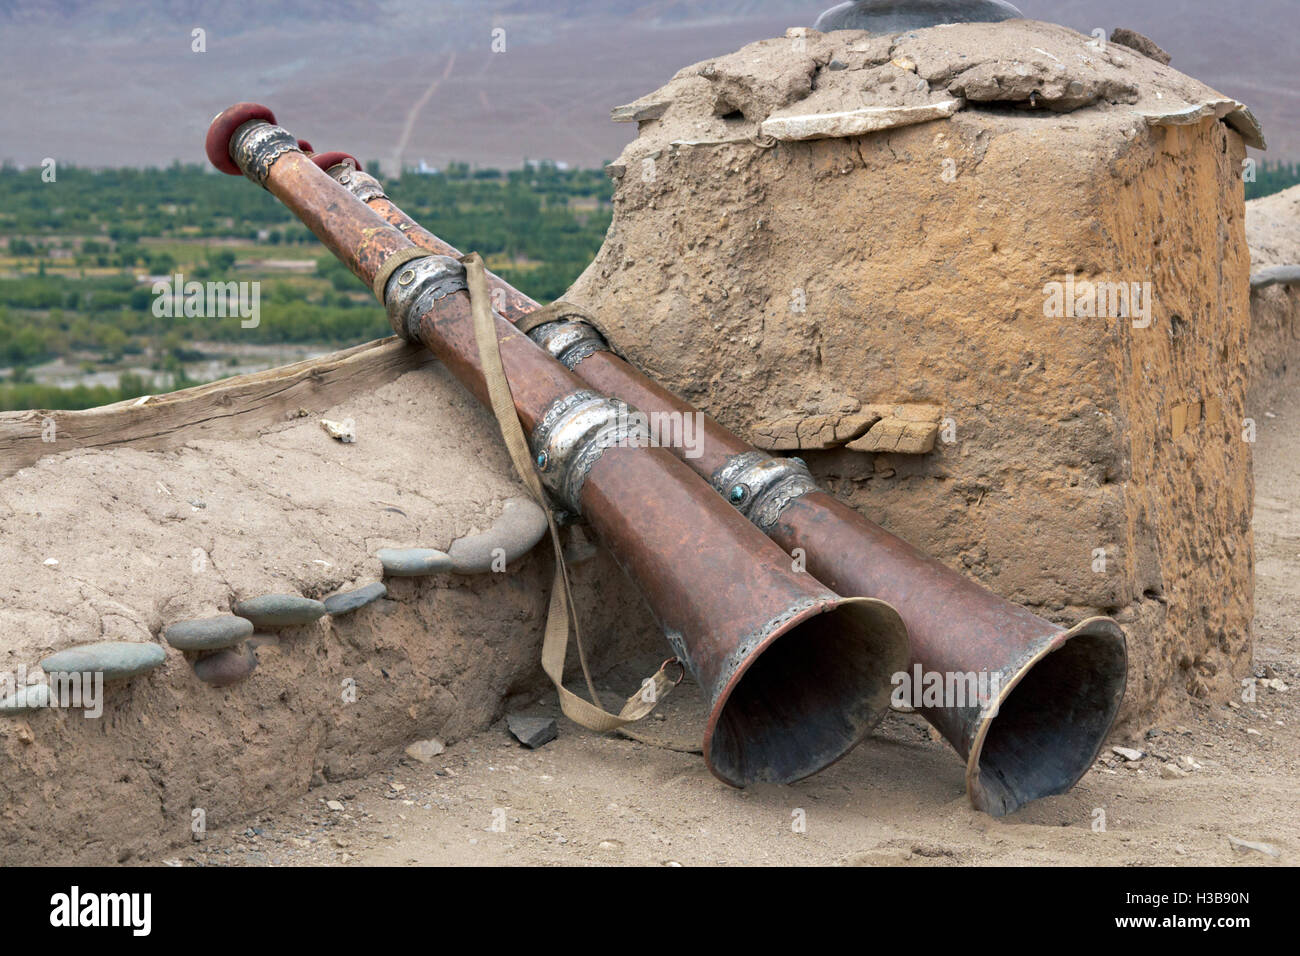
left=448, top=497, right=549, bottom=574
left=232, top=594, right=328, bottom=628
left=323, top=582, right=388, bottom=616
left=193, top=646, right=258, bottom=687
left=39, top=642, right=167, bottom=682
left=378, top=548, right=453, bottom=577
left=163, top=614, right=254, bottom=651
left=0, top=683, right=51, bottom=715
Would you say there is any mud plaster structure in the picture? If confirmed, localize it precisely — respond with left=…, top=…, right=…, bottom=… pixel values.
left=1, top=19, right=1297, bottom=866
left=1246, top=185, right=1300, bottom=409
left=0, top=344, right=658, bottom=864
left=568, top=19, right=1267, bottom=724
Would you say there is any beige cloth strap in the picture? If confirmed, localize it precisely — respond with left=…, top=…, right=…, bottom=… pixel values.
left=462, top=253, right=678, bottom=731
left=371, top=246, right=431, bottom=304
left=513, top=298, right=598, bottom=336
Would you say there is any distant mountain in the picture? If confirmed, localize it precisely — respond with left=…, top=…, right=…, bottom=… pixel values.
left=0, top=0, right=1291, bottom=169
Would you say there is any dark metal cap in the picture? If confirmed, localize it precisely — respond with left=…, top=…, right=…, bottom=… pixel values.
left=814, top=0, right=1023, bottom=32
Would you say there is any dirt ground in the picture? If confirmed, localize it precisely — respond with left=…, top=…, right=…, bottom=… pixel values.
left=152, top=378, right=1297, bottom=868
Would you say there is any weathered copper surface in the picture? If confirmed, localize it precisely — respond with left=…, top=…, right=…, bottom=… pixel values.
left=206, top=106, right=911, bottom=788
left=365, top=186, right=1128, bottom=815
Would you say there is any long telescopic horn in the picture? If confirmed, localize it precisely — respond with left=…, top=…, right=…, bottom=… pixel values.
left=318, top=155, right=1127, bottom=816
left=205, top=104, right=910, bottom=787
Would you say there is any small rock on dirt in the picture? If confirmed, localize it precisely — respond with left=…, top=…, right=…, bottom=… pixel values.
left=404, top=738, right=446, bottom=763
left=1228, top=836, right=1281, bottom=858
left=508, top=714, right=558, bottom=749
left=1112, top=746, right=1145, bottom=762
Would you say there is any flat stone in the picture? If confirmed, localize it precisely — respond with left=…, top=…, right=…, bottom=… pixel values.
left=1228, top=836, right=1281, bottom=858
left=448, top=497, right=549, bottom=573
left=611, top=100, right=671, bottom=124
left=1110, top=27, right=1172, bottom=66
left=760, top=99, right=961, bottom=142
left=507, top=714, right=558, bottom=749
left=323, top=582, right=388, bottom=616
left=192, top=646, right=258, bottom=687
left=164, top=614, right=254, bottom=651
left=378, top=548, right=453, bottom=577
left=404, top=738, right=446, bottom=763
left=1225, top=105, right=1266, bottom=150
left=1138, top=97, right=1264, bottom=150
left=232, top=594, right=328, bottom=628
left=1158, top=762, right=1187, bottom=779
left=40, top=642, right=166, bottom=682
left=937, top=57, right=1137, bottom=112
left=753, top=410, right=882, bottom=451
left=846, top=417, right=940, bottom=455
left=1140, top=98, right=1238, bottom=128
left=0, top=683, right=51, bottom=715
left=1251, top=265, right=1300, bottom=291
left=1112, top=746, right=1146, bottom=762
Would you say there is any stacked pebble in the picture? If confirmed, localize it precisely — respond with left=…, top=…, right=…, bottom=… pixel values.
left=4, top=497, right=550, bottom=714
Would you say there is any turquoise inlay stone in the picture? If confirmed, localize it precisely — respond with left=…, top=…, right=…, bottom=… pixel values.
left=39, top=642, right=166, bottom=682
left=232, top=594, right=328, bottom=628
left=163, top=614, right=254, bottom=651
left=323, top=582, right=388, bottom=616
left=378, top=548, right=453, bottom=577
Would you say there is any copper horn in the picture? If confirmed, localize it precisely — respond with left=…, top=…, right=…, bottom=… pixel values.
left=205, top=104, right=910, bottom=787
left=318, top=156, right=1128, bottom=816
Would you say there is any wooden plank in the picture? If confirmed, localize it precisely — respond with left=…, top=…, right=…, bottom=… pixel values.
left=0, top=337, right=435, bottom=480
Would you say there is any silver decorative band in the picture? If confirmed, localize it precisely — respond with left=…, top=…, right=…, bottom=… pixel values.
left=230, top=121, right=301, bottom=187
left=711, top=451, right=819, bottom=532
left=328, top=166, right=387, bottom=203
left=527, top=319, right=610, bottom=370
left=382, top=255, right=467, bottom=341
left=531, top=391, right=649, bottom=514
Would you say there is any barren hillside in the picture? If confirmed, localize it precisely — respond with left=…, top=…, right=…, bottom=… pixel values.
left=0, top=0, right=1292, bottom=170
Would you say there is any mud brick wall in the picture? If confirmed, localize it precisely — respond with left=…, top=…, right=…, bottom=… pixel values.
left=0, top=347, right=659, bottom=865
left=1246, top=184, right=1300, bottom=409
left=568, top=21, right=1258, bottom=724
